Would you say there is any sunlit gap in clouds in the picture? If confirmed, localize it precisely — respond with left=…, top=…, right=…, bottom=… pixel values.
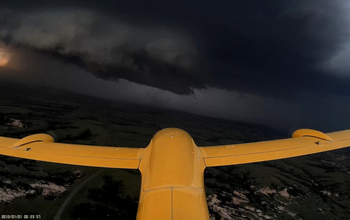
left=0, top=44, right=29, bottom=73
left=0, top=47, right=10, bottom=67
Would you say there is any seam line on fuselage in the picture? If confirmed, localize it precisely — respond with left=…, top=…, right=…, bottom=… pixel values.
left=202, top=157, right=207, bottom=167
left=142, top=186, right=204, bottom=193
left=171, top=187, right=174, bottom=220
left=138, top=147, right=148, bottom=169
left=137, top=158, right=142, bottom=169
left=198, top=148, right=208, bottom=168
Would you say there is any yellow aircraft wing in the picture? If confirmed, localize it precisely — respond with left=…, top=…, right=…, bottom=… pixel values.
left=0, top=134, right=144, bottom=169
left=1, top=128, right=350, bottom=220
left=200, top=129, right=350, bottom=167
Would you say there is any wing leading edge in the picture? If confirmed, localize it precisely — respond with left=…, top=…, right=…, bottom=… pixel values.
left=0, top=134, right=144, bottom=169
left=1, top=129, right=350, bottom=169
left=199, top=129, right=350, bottom=167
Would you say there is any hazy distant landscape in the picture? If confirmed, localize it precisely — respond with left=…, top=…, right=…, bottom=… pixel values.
left=1, top=83, right=350, bottom=219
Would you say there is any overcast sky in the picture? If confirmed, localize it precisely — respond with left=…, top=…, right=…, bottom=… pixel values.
left=1, top=0, right=350, bottom=132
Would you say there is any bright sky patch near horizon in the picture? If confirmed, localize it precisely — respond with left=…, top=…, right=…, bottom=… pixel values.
left=0, top=48, right=10, bottom=66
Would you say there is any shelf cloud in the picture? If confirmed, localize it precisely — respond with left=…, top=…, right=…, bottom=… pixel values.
left=0, top=9, right=209, bottom=95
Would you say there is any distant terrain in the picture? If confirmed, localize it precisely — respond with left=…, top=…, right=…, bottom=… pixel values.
left=0, top=82, right=350, bottom=219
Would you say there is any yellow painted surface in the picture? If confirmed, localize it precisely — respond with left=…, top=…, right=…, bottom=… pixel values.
left=292, top=128, right=332, bottom=140
left=137, top=128, right=208, bottom=219
left=200, top=129, right=350, bottom=167
left=0, top=135, right=144, bottom=169
left=139, top=128, right=205, bottom=190
left=1, top=128, right=350, bottom=219
left=136, top=188, right=172, bottom=220
left=172, top=188, right=209, bottom=220
left=13, top=133, right=54, bottom=147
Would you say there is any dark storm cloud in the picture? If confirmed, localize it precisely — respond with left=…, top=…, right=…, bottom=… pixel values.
left=1, top=0, right=350, bottom=98
left=0, top=9, right=208, bottom=95
left=199, top=0, right=350, bottom=97
left=1, top=1, right=350, bottom=131
left=93, top=0, right=349, bottom=98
